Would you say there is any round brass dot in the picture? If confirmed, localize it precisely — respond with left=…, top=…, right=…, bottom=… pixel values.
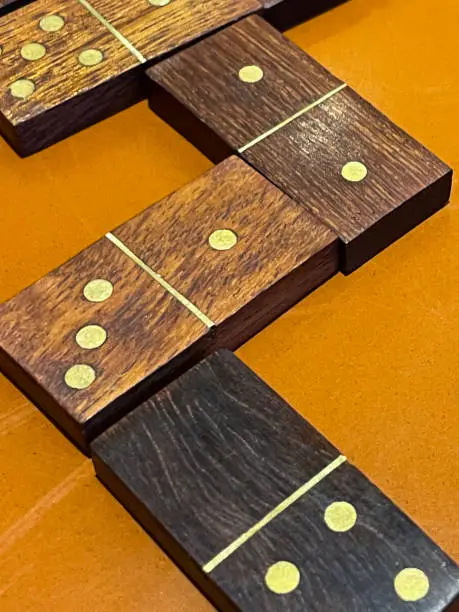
left=208, top=229, right=238, bottom=251
left=83, top=279, right=113, bottom=303
left=239, top=65, right=264, bottom=83
left=75, top=325, right=107, bottom=350
left=265, top=561, right=300, bottom=595
left=9, top=79, right=35, bottom=99
left=324, top=501, right=357, bottom=532
left=39, top=14, right=65, bottom=32
left=78, top=48, right=104, bottom=67
left=394, top=568, right=430, bottom=602
left=341, top=161, right=368, bottom=182
left=64, top=364, right=96, bottom=390
left=148, top=0, right=170, bottom=5
left=21, top=42, right=46, bottom=61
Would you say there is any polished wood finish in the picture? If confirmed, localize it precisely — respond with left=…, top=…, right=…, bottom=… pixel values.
left=114, top=156, right=338, bottom=346
left=147, top=16, right=452, bottom=272
left=0, top=0, right=259, bottom=156
left=242, top=87, right=453, bottom=272
left=150, top=16, right=342, bottom=152
left=0, top=0, right=458, bottom=608
left=0, top=157, right=338, bottom=450
left=92, top=351, right=459, bottom=612
left=89, top=0, right=260, bottom=61
left=0, top=0, right=140, bottom=156
left=0, top=235, right=209, bottom=451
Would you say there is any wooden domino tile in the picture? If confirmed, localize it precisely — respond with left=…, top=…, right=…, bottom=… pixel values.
left=0, top=0, right=259, bottom=156
left=91, top=350, right=459, bottom=612
left=0, top=157, right=338, bottom=450
left=147, top=15, right=453, bottom=273
left=86, top=0, right=260, bottom=61
left=0, top=0, right=140, bottom=156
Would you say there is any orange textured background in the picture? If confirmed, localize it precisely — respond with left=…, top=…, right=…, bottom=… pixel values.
left=0, top=0, right=458, bottom=609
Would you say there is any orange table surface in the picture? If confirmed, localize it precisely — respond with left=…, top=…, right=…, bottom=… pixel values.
left=0, top=0, right=458, bottom=609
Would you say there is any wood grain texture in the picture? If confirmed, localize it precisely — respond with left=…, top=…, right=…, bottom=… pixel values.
left=91, top=350, right=459, bottom=612
left=147, top=16, right=452, bottom=272
left=0, top=158, right=337, bottom=450
left=209, top=460, right=459, bottom=611
left=243, top=87, right=453, bottom=272
left=149, top=16, right=342, bottom=151
left=0, top=236, right=210, bottom=451
left=0, top=0, right=141, bottom=156
left=89, top=0, right=260, bottom=62
left=0, top=0, right=259, bottom=156
left=114, top=156, right=339, bottom=348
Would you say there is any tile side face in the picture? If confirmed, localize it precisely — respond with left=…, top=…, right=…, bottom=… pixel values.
left=92, top=351, right=459, bottom=611
left=209, top=464, right=459, bottom=612
left=261, top=0, right=348, bottom=31
left=0, top=158, right=337, bottom=449
left=0, top=236, right=209, bottom=444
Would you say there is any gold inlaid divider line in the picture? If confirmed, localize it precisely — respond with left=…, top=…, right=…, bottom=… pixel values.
left=76, top=0, right=147, bottom=63
left=202, top=454, right=347, bottom=574
left=105, top=232, right=215, bottom=328
left=238, top=83, right=348, bottom=153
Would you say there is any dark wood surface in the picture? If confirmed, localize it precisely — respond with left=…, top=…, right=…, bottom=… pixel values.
left=114, top=156, right=338, bottom=347
left=0, top=0, right=458, bottom=608
left=150, top=16, right=342, bottom=151
left=0, top=0, right=140, bottom=156
left=0, top=235, right=210, bottom=451
left=91, top=350, right=459, bottom=611
left=0, top=0, right=259, bottom=156
left=147, top=15, right=452, bottom=272
left=89, top=0, right=260, bottom=61
left=243, top=87, right=452, bottom=272
left=0, top=0, right=343, bottom=25
left=0, top=157, right=338, bottom=450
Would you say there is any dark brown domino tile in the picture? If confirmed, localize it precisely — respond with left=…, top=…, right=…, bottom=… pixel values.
left=147, top=16, right=452, bottom=272
left=89, top=0, right=261, bottom=62
left=209, top=461, right=459, bottom=611
left=0, top=158, right=338, bottom=451
left=0, top=0, right=259, bottom=156
left=0, top=0, right=140, bottom=156
left=242, top=87, right=452, bottom=272
left=91, top=350, right=459, bottom=612
left=149, top=16, right=343, bottom=153
left=113, top=156, right=339, bottom=348
left=0, top=236, right=210, bottom=451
